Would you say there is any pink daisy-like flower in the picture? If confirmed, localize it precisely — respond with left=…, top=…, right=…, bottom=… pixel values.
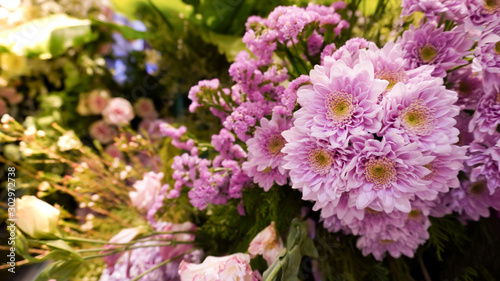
left=282, top=125, right=351, bottom=204
left=342, top=133, right=434, bottom=213
left=421, top=145, right=467, bottom=193
left=294, top=58, right=388, bottom=145
left=466, top=0, right=500, bottom=26
left=447, top=66, right=484, bottom=110
left=401, top=0, right=467, bottom=22
left=87, top=89, right=111, bottom=115
left=469, top=86, right=500, bottom=141
left=467, top=133, right=500, bottom=194
left=103, top=97, right=134, bottom=126
left=472, top=19, right=500, bottom=76
left=381, top=78, right=460, bottom=152
left=399, top=23, right=473, bottom=77
left=89, top=120, right=117, bottom=144
left=242, top=113, right=293, bottom=190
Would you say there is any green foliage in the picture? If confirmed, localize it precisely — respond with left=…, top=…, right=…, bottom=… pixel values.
left=34, top=258, right=82, bottom=281
left=427, top=215, right=467, bottom=261
left=197, top=185, right=303, bottom=256
left=263, top=219, right=318, bottom=281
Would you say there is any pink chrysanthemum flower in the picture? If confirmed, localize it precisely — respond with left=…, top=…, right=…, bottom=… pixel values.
left=282, top=125, right=352, bottom=204
left=381, top=79, right=460, bottom=152
left=294, top=59, right=387, bottom=144
left=399, top=23, right=473, bottom=77
left=447, top=66, right=484, bottom=110
left=356, top=207, right=430, bottom=260
left=421, top=145, right=468, bottom=193
left=242, top=112, right=293, bottom=190
left=467, top=133, right=500, bottom=194
left=466, top=0, right=500, bottom=26
left=401, top=0, right=467, bottom=22
left=472, top=20, right=500, bottom=75
left=342, top=133, right=434, bottom=213
left=469, top=86, right=500, bottom=141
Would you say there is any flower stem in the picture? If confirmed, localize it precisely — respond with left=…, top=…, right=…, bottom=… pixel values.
left=130, top=249, right=196, bottom=281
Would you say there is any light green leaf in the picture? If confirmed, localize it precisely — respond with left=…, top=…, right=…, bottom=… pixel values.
left=0, top=14, right=94, bottom=59
left=34, top=258, right=82, bottom=281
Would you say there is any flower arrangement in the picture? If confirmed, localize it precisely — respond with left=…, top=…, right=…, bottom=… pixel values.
left=1, top=0, right=500, bottom=280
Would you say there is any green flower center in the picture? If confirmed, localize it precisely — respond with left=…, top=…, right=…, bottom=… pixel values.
left=365, top=157, right=397, bottom=189
left=325, top=91, right=357, bottom=126
left=484, top=0, right=500, bottom=12
left=457, top=81, right=472, bottom=96
left=469, top=181, right=487, bottom=195
left=307, top=148, right=334, bottom=175
left=408, top=209, right=421, bottom=220
left=400, top=100, right=436, bottom=136
left=495, top=41, right=500, bottom=56
left=379, top=239, right=394, bottom=245
left=419, top=44, right=438, bottom=63
left=266, top=133, right=286, bottom=156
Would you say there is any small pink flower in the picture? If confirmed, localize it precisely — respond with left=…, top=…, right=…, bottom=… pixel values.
left=134, top=97, right=158, bottom=119
left=248, top=222, right=284, bottom=265
left=129, top=172, right=165, bottom=211
left=87, top=89, right=111, bottom=115
left=103, top=97, right=134, bottom=126
left=89, top=120, right=117, bottom=144
left=0, top=87, right=22, bottom=105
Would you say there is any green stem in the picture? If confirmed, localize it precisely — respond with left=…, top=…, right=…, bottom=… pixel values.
left=82, top=242, right=183, bottom=259
left=130, top=249, right=196, bottom=281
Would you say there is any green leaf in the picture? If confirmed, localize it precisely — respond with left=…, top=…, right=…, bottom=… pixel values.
left=34, top=258, right=82, bottom=281
left=0, top=14, right=94, bottom=59
left=44, top=240, right=82, bottom=261
left=91, top=19, right=146, bottom=40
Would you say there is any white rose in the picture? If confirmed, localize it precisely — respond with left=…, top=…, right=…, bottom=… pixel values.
left=16, top=196, right=60, bottom=238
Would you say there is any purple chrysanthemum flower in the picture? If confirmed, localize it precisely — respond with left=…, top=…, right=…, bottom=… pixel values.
left=355, top=200, right=431, bottom=260
left=401, top=0, right=466, bottom=22
left=472, top=19, right=500, bottom=74
left=467, top=133, right=500, bottom=194
left=381, top=78, right=460, bottom=152
left=242, top=112, right=293, bottom=190
left=466, top=0, right=500, bottom=26
left=421, top=145, right=468, bottom=193
left=282, top=125, right=352, bottom=204
left=294, top=59, right=387, bottom=144
left=441, top=175, right=500, bottom=221
left=469, top=86, right=500, bottom=141
left=447, top=66, right=484, bottom=110
left=342, top=133, right=434, bottom=213
left=399, top=23, right=473, bottom=77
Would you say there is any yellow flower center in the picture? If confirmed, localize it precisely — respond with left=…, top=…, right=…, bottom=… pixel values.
left=400, top=100, right=436, bottom=136
left=307, top=148, right=334, bottom=175
left=422, top=162, right=435, bottom=180
left=266, top=133, right=286, bottom=156
left=325, top=91, right=357, bottom=126
left=365, top=157, right=397, bottom=189
left=379, top=239, right=394, bottom=244
left=419, top=44, right=438, bottom=63
left=375, top=69, right=406, bottom=90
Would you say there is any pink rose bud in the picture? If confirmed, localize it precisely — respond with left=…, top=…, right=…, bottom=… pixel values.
left=248, top=222, right=284, bottom=266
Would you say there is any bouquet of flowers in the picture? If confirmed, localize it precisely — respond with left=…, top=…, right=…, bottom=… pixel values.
left=1, top=0, right=500, bottom=280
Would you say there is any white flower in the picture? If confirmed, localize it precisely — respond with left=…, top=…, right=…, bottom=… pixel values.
left=57, top=131, right=82, bottom=151
left=129, top=172, right=164, bottom=210
left=16, top=196, right=60, bottom=238
left=1, top=113, right=13, bottom=124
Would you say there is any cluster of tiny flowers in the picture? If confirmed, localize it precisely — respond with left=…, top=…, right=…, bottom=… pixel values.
left=282, top=38, right=464, bottom=260
left=165, top=124, right=250, bottom=210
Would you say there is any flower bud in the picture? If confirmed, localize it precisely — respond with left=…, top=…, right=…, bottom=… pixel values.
left=16, top=196, right=60, bottom=239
